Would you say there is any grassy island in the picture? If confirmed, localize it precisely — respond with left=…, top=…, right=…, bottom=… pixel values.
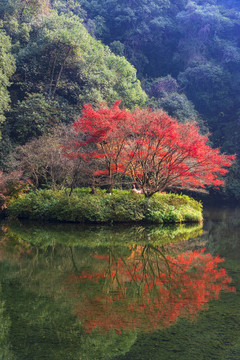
left=7, top=188, right=202, bottom=224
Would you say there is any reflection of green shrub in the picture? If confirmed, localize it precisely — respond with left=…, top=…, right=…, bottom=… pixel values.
left=8, top=189, right=202, bottom=224
left=6, top=221, right=203, bottom=248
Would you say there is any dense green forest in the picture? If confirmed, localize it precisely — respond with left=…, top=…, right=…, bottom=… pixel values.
left=1, top=0, right=240, bottom=201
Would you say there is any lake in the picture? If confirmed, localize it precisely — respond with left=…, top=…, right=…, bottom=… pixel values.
left=0, top=207, right=239, bottom=360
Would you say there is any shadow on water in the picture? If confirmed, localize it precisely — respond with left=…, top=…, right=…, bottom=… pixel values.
left=0, top=211, right=239, bottom=360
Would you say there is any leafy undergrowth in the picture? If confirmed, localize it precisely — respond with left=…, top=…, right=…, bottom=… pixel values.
left=7, top=188, right=203, bottom=224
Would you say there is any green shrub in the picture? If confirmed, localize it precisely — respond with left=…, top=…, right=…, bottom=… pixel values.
left=108, top=193, right=145, bottom=221
left=180, top=206, right=202, bottom=223
left=145, top=210, right=164, bottom=223
left=71, top=187, right=92, bottom=195
left=162, top=206, right=183, bottom=223
left=7, top=189, right=203, bottom=224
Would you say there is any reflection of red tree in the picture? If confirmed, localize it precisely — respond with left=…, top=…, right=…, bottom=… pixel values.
left=70, top=248, right=235, bottom=334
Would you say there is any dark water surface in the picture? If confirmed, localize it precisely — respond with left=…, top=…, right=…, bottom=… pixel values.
left=0, top=208, right=239, bottom=360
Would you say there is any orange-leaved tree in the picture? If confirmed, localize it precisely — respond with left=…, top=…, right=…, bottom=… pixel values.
left=65, top=101, right=235, bottom=196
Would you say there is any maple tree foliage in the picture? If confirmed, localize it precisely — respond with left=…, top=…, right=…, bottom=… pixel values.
left=65, top=101, right=235, bottom=196
left=64, top=100, right=133, bottom=191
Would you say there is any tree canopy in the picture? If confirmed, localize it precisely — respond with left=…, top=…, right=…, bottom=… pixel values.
left=65, top=102, right=234, bottom=196
left=0, top=28, right=16, bottom=132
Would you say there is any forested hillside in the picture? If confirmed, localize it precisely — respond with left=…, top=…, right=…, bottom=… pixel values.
left=1, top=0, right=240, bottom=201
left=0, top=0, right=146, bottom=164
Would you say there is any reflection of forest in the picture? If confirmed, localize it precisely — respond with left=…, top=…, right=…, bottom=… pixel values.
left=0, top=285, right=16, bottom=360
left=203, top=207, right=240, bottom=260
left=0, top=218, right=238, bottom=359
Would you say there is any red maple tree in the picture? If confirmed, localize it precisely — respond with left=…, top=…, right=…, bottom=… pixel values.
left=64, top=101, right=133, bottom=191
left=65, top=101, right=235, bottom=196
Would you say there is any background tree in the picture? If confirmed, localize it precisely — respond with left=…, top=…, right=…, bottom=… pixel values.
left=8, top=94, right=64, bottom=145
left=10, top=125, right=93, bottom=190
left=9, top=12, right=146, bottom=112
left=0, top=28, right=16, bottom=134
left=144, top=75, right=207, bottom=132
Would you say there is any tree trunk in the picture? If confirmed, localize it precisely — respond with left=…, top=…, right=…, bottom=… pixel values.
left=51, top=47, right=72, bottom=99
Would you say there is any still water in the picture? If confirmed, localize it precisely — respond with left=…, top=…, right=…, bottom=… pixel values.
left=0, top=208, right=239, bottom=360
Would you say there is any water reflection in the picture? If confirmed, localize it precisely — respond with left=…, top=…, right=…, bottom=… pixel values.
left=69, top=246, right=235, bottom=334
left=0, top=217, right=238, bottom=359
left=203, top=207, right=240, bottom=260
left=0, top=284, right=15, bottom=360
left=0, top=222, right=235, bottom=335
left=2, top=220, right=203, bottom=247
